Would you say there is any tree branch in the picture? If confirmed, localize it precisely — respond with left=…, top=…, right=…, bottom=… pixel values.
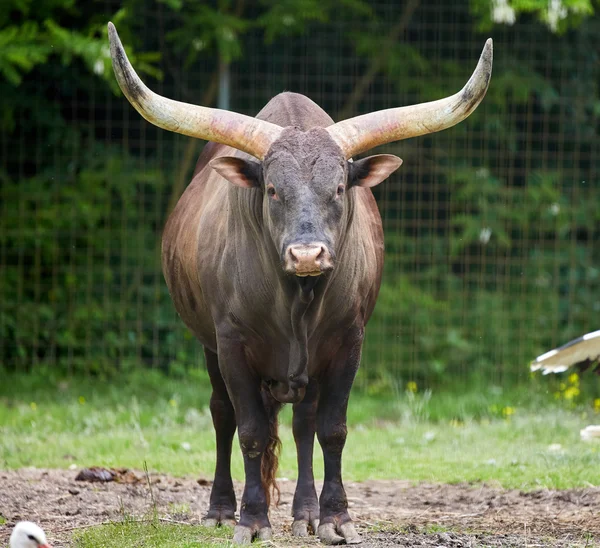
left=337, top=0, right=421, bottom=121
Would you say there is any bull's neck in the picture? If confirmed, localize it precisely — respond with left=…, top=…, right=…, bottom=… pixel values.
left=226, top=183, right=360, bottom=402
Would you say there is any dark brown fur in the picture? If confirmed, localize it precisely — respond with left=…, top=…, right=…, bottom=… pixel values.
left=162, top=92, right=387, bottom=540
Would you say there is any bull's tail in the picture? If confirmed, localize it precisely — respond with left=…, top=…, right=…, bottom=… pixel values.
left=261, top=385, right=282, bottom=507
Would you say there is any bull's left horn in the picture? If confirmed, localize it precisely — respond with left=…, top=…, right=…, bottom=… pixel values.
left=107, top=22, right=283, bottom=160
left=326, top=39, right=493, bottom=159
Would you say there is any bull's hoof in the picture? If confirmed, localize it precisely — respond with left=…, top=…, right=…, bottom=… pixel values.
left=232, top=525, right=272, bottom=544
left=201, top=509, right=236, bottom=528
left=318, top=522, right=362, bottom=545
left=291, top=517, right=319, bottom=537
left=201, top=516, right=236, bottom=528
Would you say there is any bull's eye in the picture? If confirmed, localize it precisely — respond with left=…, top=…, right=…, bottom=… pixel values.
left=336, top=184, right=345, bottom=197
left=266, top=184, right=278, bottom=200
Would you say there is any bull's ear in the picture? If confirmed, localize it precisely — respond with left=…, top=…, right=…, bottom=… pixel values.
left=349, top=154, right=403, bottom=188
left=209, top=157, right=261, bottom=188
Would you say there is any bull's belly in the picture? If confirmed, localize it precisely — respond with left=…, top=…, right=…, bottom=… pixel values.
left=164, top=277, right=218, bottom=352
left=181, top=306, right=218, bottom=352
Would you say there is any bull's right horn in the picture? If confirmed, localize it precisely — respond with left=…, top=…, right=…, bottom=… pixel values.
left=326, top=39, right=493, bottom=159
left=108, top=22, right=283, bottom=160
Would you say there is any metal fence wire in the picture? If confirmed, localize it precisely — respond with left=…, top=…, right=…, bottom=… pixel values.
left=1, top=1, right=599, bottom=392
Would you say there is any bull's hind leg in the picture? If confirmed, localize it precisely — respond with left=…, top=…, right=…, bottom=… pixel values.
left=202, top=348, right=237, bottom=527
left=316, top=327, right=363, bottom=545
left=217, top=333, right=273, bottom=544
left=291, top=378, right=320, bottom=537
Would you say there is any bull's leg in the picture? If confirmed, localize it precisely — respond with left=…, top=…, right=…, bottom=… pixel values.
left=217, top=333, right=273, bottom=544
left=316, top=327, right=363, bottom=546
left=202, top=348, right=237, bottom=527
left=291, top=378, right=319, bottom=537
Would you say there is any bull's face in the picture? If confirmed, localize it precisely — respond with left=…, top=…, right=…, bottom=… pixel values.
left=210, top=128, right=402, bottom=283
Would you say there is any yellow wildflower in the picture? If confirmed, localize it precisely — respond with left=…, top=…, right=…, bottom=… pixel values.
left=30, top=402, right=37, bottom=411
left=502, top=406, right=515, bottom=417
left=568, top=373, right=579, bottom=385
left=78, top=396, right=85, bottom=405
left=406, top=381, right=418, bottom=393
left=563, top=386, right=580, bottom=400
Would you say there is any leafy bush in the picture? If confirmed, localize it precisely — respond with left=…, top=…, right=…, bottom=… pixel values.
left=1, top=0, right=600, bottom=397
left=0, top=144, right=198, bottom=375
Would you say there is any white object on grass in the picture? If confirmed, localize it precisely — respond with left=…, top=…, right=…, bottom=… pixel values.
left=530, top=330, right=600, bottom=375
left=9, top=522, right=52, bottom=548
left=580, top=425, right=600, bottom=442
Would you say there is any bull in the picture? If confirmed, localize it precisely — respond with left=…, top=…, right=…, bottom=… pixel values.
left=108, top=22, right=492, bottom=545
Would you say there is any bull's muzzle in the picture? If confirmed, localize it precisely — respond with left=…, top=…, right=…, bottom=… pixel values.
left=285, top=243, right=333, bottom=276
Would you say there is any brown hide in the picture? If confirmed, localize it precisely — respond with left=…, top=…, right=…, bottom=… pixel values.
left=162, top=92, right=383, bottom=392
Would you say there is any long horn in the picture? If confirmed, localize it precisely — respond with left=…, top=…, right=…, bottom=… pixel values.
left=107, top=22, right=283, bottom=160
left=327, top=39, right=493, bottom=159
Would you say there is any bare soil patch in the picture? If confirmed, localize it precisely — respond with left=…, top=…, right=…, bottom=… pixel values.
left=0, top=468, right=598, bottom=547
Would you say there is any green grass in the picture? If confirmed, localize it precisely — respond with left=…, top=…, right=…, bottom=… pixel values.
left=73, top=521, right=232, bottom=548
left=2, top=369, right=600, bottom=488
left=3, top=370, right=600, bottom=547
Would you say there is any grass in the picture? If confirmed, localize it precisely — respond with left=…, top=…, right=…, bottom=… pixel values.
left=3, top=369, right=600, bottom=547
left=1, top=368, right=600, bottom=489
left=73, top=521, right=232, bottom=548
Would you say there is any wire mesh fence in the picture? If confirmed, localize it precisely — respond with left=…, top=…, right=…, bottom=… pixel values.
left=1, top=1, right=599, bottom=392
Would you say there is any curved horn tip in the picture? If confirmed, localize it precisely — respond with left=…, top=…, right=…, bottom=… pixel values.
left=107, top=22, right=121, bottom=51
left=482, top=38, right=493, bottom=63
left=472, top=38, right=493, bottom=90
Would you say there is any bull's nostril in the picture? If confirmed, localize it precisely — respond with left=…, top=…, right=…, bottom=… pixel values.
left=286, top=243, right=330, bottom=274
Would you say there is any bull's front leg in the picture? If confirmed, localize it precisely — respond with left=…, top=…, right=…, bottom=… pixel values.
left=201, top=348, right=237, bottom=527
left=316, top=326, right=363, bottom=545
left=217, top=330, right=273, bottom=544
left=291, top=378, right=320, bottom=537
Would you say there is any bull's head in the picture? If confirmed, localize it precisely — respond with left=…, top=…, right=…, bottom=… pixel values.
left=108, top=23, right=492, bottom=283
left=209, top=127, right=403, bottom=281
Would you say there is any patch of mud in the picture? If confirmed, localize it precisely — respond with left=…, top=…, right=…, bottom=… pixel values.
left=0, top=469, right=598, bottom=546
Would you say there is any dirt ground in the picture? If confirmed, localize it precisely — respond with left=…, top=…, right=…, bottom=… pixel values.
left=1, top=468, right=599, bottom=547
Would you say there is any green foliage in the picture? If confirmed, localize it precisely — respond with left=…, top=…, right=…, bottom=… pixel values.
left=163, top=0, right=376, bottom=63
left=166, top=3, right=250, bottom=65
left=1, top=0, right=599, bottom=392
left=0, top=145, right=196, bottom=375
left=0, top=22, right=50, bottom=85
left=0, top=1, right=115, bottom=86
